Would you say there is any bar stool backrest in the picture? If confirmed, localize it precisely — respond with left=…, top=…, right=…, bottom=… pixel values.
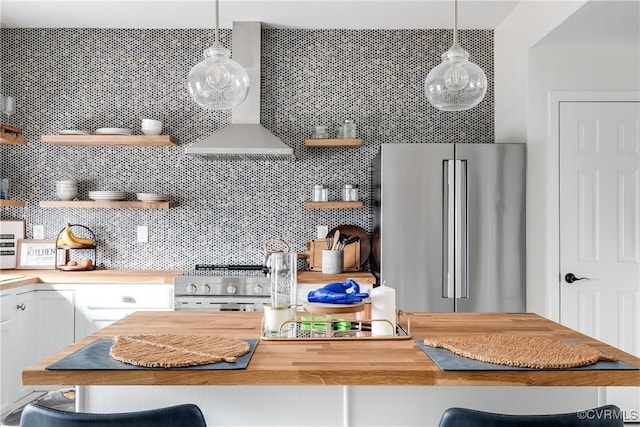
left=19, top=403, right=207, bottom=427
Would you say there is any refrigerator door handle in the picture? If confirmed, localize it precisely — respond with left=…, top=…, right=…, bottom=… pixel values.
left=443, top=160, right=455, bottom=299
left=455, top=160, right=469, bottom=299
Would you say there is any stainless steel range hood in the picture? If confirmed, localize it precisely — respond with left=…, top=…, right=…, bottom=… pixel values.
left=185, top=21, right=294, bottom=160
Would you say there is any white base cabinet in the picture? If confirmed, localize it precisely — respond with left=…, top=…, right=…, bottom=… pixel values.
left=36, top=290, right=75, bottom=365
left=0, top=287, right=75, bottom=415
left=1, top=291, right=18, bottom=416
left=74, top=284, right=173, bottom=342
left=1, top=282, right=173, bottom=417
left=14, top=291, right=36, bottom=401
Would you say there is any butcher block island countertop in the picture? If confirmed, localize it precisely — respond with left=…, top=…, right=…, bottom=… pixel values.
left=23, top=311, right=639, bottom=387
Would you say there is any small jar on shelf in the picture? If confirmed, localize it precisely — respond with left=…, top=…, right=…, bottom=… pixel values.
left=312, top=184, right=328, bottom=202
left=341, top=184, right=359, bottom=202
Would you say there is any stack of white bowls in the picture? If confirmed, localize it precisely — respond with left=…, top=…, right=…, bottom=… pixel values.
left=56, top=180, right=78, bottom=201
left=141, top=119, right=162, bottom=135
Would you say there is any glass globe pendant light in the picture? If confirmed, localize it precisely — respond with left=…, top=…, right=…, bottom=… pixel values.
left=187, top=0, right=249, bottom=110
left=424, top=0, right=487, bottom=111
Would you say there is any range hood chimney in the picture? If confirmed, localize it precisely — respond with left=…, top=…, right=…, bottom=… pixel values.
left=185, top=21, right=294, bottom=160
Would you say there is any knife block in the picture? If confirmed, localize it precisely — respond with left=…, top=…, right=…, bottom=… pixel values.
left=303, top=238, right=361, bottom=271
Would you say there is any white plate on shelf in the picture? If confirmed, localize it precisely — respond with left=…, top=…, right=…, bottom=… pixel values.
left=89, top=191, right=127, bottom=201
left=136, top=193, right=167, bottom=201
left=95, top=128, right=132, bottom=135
left=59, top=129, right=89, bottom=135
left=89, top=191, right=126, bottom=195
left=89, top=195, right=127, bottom=201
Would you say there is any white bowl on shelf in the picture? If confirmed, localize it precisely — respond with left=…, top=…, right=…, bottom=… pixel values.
left=55, top=180, right=78, bottom=200
left=141, top=123, right=162, bottom=135
left=56, top=188, right=77, bottom=201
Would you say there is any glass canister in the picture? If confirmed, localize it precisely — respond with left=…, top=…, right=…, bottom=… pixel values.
left=269, top=251, right=298, bottom=321
left=312, top=184, right=328, bottom=202
left=311, top=125, right=328, bottom=139
left=343, top=119, right=356, bottom=138
left=270, top=252, right=297, bottom=307
left=341, top=184, right=359, bottom=201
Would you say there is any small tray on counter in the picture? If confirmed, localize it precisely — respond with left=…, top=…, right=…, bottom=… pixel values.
left=261, top=310, right=411, bottom=341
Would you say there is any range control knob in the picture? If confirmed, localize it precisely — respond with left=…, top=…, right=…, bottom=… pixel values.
left=253, top=285, right=264, bottom=294
left=226, top=285, right=237, bottom=295
left=200, top=284, right=211, bottom=294
left=186, top=284, right=197, bottom=294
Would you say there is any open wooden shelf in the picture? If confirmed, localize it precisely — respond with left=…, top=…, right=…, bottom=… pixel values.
left=40, top=200, right=178, bottom=209
left=305, top=200, right=363, bottom=209
left=41, top=135, right=178, bottom=147
left=1, top=130, right=27, bottom=145
left=0, top=199, right=25, bottom=207
left=304, top=138, right=362, bottom=148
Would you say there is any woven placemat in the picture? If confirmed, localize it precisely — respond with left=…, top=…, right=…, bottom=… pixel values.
left=110, top=334, right=250, bottom=368
left=423, top=335, right=618, bottom=369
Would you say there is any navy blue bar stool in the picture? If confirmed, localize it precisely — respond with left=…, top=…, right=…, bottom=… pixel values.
left=19, top=403, right=207, bottom=427
left=438, top=405, right=624, bottom=427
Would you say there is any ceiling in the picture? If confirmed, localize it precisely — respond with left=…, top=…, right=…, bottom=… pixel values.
left=535, top=0, right=639, bottom=47
left=0, top=0, right=521, bottom=29
left=1, top=0, right=637, bottom=47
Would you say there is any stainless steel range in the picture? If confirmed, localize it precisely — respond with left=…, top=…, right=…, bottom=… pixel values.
left=174, top=265, right=270, bottom=312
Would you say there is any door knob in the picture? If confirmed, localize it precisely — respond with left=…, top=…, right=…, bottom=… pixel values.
left=565, top=273, right=589, bottom=284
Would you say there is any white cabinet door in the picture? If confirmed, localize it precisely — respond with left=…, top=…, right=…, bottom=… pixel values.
left=36, top=290, right=75, bottom=360
left=0, top=292, right=17, bottom=415
left=75, top=284, right=173, bottom=341
left=14, top=291, right=36, bottom=401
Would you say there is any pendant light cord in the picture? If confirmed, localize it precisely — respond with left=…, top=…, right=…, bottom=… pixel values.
left=452, top=0, right=459, bottom=49
left=214, top=0, right=220, bottom=47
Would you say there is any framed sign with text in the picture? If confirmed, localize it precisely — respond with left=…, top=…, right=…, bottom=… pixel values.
left=16, top=239, right=58, bottom=269
left=0, top=220, right=26, bottom=269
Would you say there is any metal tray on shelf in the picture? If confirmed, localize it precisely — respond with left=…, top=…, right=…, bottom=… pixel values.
left=260, top=310, right=411, bottom=341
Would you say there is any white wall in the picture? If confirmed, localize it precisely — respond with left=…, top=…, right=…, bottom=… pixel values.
left=494, top=1, right=587, bottom=318
left=527, top=45, right=640, bottom=319
left=495, top=1, right=640, bottom=319
left=494, top=0, right=587, bottom=143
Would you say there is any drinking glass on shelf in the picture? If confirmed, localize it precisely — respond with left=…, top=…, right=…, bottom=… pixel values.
left=1, top=96, right=15, bottom=117
left=0, top=178, right=9, bottom=199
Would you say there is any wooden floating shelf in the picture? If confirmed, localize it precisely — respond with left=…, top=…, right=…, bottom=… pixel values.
left=304, top=138, right=362, bottom=148
left=1, top=130, right=27, bottom=145
left=41, top=135, right=178, bottom=147
left=39, top=200, right=178, bottom=209
left=0, top=199, right=26, bottom=207
left=305, top=201, right=363, bottom=209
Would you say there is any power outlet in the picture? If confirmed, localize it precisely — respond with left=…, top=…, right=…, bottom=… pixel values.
left=136, top=225, right=149, bottom=243
left=317, top=225, right=328, bottom=238
left=33, top=225, right=44, bottom=239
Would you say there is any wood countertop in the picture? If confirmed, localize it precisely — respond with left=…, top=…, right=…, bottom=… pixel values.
left=23, top=311, right=640, bottom=387
left=0, top=270, right=375, bottom=291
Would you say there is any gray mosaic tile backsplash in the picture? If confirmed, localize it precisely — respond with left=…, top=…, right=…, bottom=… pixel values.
left=1, top=28, right=493, bottom=269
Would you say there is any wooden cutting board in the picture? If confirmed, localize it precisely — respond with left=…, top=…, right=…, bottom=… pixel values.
left=329, top=225, right=370, bottom=268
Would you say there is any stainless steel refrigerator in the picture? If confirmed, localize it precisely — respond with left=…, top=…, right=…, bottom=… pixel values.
left=371, top=143, right=526, bottom=312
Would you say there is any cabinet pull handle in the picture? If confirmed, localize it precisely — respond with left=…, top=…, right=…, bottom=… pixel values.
left=121, top=296, right=136, bottom=304
left=16, top=303, right=26, bottom=311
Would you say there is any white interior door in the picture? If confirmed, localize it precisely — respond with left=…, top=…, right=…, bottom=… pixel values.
left=559, top=101, right=640, bottom=417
